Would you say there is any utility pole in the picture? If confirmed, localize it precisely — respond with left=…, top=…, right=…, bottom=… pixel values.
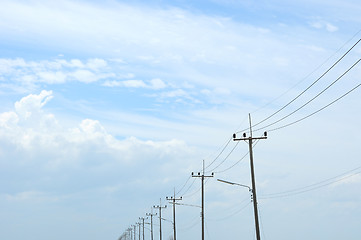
left=146, top=211, right=157, bottom=240
left=137, top=222, right=141, bottom=240
left=128, top=227, right=133, bottom=240
left=233, top=113, right=267, bottom=240
left=166, top=189, right=182, bottom=240
left=192, top=160, right=214, bottom=240
left=153, top=199, right=167, bottom=240
left=139, top=217, right=147, bottom=240
left=132, top=225, right=136, bottom=240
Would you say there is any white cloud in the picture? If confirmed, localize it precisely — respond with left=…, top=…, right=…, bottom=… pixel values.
left=0, top=58, right=109, bottom=85
left=0, top=111, right=19, bottom=129
left=310, top=20, right=339, bottom=32
left=70, top=69, right=98, bottom=83
left=0, top=90, right=195, bottom=169
left=14, top=90, right=53, bottom=120
left=331, top=173, right=361, bottom=187
left=149, top=78, right=167, bottom=89
left=37, top=71, right=67, bottom=84
left=102, top=78, right=167, bottom=90
left=122, top=79, right=148, bottom=88
left=4, top=191, right=60, bottom=202
left=86, top=58, right=107, bottom=71
left=160, top=89, right=188, bottom=98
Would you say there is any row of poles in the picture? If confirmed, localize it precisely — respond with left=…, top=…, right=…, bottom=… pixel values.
left=121, top=114, right=267, bottom=240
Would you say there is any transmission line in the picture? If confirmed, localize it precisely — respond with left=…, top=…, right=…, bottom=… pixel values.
left=260, top=166, right=361, bottom=199
left=237, top=38, right=361, bottom=134
left=251, top=29, right=361, bottom=115
left=267, top=82, right=361, bottom=132
left=204, top=136, right=233, bottom=170
left=253, top=58, right=361, bottom=132
left=206, top=141, right=240, bottom=173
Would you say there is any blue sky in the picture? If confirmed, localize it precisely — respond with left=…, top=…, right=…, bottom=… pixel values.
left=1, top=0, right=361, bottom=240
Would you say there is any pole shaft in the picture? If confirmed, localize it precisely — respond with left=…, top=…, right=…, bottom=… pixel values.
left=173, top=199, right=176, bottom=240
left=151, top=215, right=153, bottom=240
left=159, top=207, right=162, bottom=240
left=142, top=218, right=145, bottom=240
left=249, top=138, right=261, bottom=240
left=201, top=174, right=204, bottom=240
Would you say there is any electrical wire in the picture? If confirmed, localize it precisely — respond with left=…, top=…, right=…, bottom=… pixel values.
left=182, top=178, right=210, bottom=198
left=175, top=175, right=192, bottom=195
left=237, top=38, right=361, bottom=134
left=267, top=82, right=361, bottom=132
left=205, top=222, right=212, bottom=240
left=251, top=30, right=361, bottom=115
left=258, top=205, right=267, bottom=240
left=214, top=139, right=260, bottom=174
left=206, top=141, right=240, bottom=173
left=208, top=201, right=252, bottom=222
left=204, top=136, right=233, bottom=170
left=259, top=166, right=361, bottom=199
left=253, top=58, right=361, bottom=132
left=178, top=216, right=199, bottom=231
left=179, top=178, right=197, bottom=196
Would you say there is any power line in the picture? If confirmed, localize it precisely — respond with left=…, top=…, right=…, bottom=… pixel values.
left=237, top=38, right=361, bottom=134
left=207, top=201, right=252, bottom=222
left=175, top=175, right=191, bottom=195
left=182, top=178, right=210, bottom=198
left=178, top=178, right=197, bottom=196
left=253, top=58, right=361, bottom=132
left=260, top=165, right=361, bottom=199
left=206, top=141, right=240, bottom=173
left=214, top=139, right=261, bottom=174
left=250, top=30, right=361, bottom=115
left=204, top=136, right=233, bottom=170
left=267, top=82, right=361, bottom=132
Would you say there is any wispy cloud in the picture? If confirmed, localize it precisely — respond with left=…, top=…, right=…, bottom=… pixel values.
left=310, top=20, right=339, bottom=32
left=0, top=58, right=111, bottom=85
left=102, top=78, right=167, bottom=89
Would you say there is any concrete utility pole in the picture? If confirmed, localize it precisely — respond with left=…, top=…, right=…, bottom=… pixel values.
left=127, top=227, right=133, bottom=240
left=153, top=199, right=167, bottom=240
left=233, top=113, right=267, bottom=240
left=139, top=217, right=147, bottom=240
left=146, top=211, right=157, bottom=240
left=137, top=222, right=141, bottom=240
left=132, top=225, right=136, bottom=240
left=166, top=189, right=182, bottom=240
left=192, top=160, right=214, bottom=240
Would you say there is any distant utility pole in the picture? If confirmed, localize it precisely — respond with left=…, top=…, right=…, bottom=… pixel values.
left=132, top=225, right=136, bottom=240
left=146, top=211, right=157, bottom=240
left=139, top=217, right=147, bottom=240
left=166, top=189, right=183, bottom=240
left=153, top=199, right=167, bottom=240
left=233, top=113, right=267, bottom=240
left=137, top=222, right=141, bottom=240
left=127, top=227, right=133, bottom=240
left=192, top=160, right=214, bottom=240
